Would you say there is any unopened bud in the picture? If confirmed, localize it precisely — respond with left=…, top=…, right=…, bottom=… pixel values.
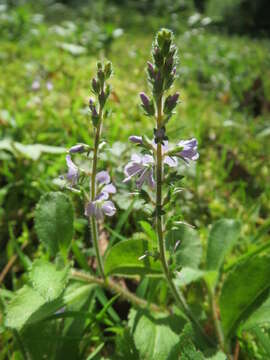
left=129, top=135, right=143, bottom=144
left=139, top=92, right=155, bottom=116
left=69, top=144, right=87, bottom=154
left=153, top=46, right=163, bottom=67
left=91, top=78, right=100, bottom=94
left=164, top=93, right=179, bottom=114
left=104, top=61, right=112, bottom=79
left=147, top=61, right=155, bottom=79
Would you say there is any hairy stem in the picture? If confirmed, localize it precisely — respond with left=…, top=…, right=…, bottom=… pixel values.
left=155, top=96, right=213, bottom=345
left=90, top=112, right=105, bottom=279
left=207, top=285, right=232, bottom=359
left=71, top=269, right=163, bottom=313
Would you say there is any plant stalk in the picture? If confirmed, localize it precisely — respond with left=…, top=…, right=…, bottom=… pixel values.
left=90, top=111, right=105, bottom=279
left=155, top=96, right=213, bottom=346
left=207, top=285, right=232, bottom=359
left=71, top=269, right=163, bottom=313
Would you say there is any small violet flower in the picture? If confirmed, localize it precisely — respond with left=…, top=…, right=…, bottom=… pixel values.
left=176, top=138, right=199, bottom=164
left=129, top=135, right=143, bottom=145
left=123, top=154, right=155, bottom=189
left=85, top=171, right=116, bottom=220
left=65, top=155, right=79, bottom=185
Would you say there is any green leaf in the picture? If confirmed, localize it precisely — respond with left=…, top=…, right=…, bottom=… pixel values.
left=29, top=260, right=69, bottom=301
left=174, top=267, right=218, bottom=288
left=5, top=285, right=46, bottom=330
left=206, top=219, right=241, bottom=271
left=178, top=323, right=206, bottom=360
left=241, top=294, right=270, bottom=331
left=0, top=139, right=65, bottom=160
left=128, top=309, right=186, bottom=360
left=104, top=239, right=162, bottom=276
left=35, top=192, right=74, bottom=257
left=166, top=225, right=202, bottom=269
left=220, top=255, right=270, bottom=338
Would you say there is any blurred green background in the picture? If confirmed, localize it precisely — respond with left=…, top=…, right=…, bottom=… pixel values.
left=0, top=0, right=270, bottom=357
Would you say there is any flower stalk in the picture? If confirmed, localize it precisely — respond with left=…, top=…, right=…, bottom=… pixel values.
left=90, top=117, right=105, bottom=279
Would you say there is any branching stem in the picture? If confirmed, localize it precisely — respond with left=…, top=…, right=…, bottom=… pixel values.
left=71, top=269, right=163, bottom=313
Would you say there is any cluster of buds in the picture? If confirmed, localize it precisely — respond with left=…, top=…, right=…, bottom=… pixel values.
left=90, top=61, right=112, bottom=127
left=61, top=61, right=116, bottom=221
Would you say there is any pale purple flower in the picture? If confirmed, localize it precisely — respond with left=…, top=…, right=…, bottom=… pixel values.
left=176, top=138, right=199, bottom=164
left=161, top=141, right=178, bottom=168
left=85, top=171, right=116, bottom=220
left=31, top=80, right=40, bottom=91
left=129, top=135, right=143, bottom=145
left=46, top=81, right=53, bottom=91
left=85, top=192, right=116, bottom=220
left=69, top=144, right=85, bottom=153
left=123, top=154, right=155, bottom=189
left=65, top=155, right=79, bottom=185
left=96, top=171, right=116, bottom=194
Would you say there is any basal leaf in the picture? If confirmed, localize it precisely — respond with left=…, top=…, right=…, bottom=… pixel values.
left=166, top=225, right=202, bottom=269
left=5, top=286, right=46, bottom=330
left=206, top=219, right=241, bottom=271
left=220, top=255, right=270, bottom=338
left=29, top=259, right=69, bottom=301
left=241, top=294, right=270, bottom=331
left=128, top=309, right=186, bottom=360
left=104, top=239, right=162, bottom=276
left=35, top=192, right=74, bottom=257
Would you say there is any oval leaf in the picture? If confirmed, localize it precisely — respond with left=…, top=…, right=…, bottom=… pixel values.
left=166, top=225, right=202, bottom=269
left=29, top=260, right=69, bottom=302
left=220, top=255, right=270, bottom=338
left=104, top=239, right=162, bottom=276
left=35, top=192, right=74, bottom=256
left=128, top=309, right=186, bottom=360
left=206, top=219, right=241, bottom=271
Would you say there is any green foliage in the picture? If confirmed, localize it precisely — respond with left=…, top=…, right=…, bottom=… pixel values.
left=104, top=239, right=162, bottom=276
left=35, top=192, right=74, bottom=257
left=241, top=294, right=270, bottom=331
left=220, top=255, right=270, bottom=338
left=166, top=225, right=202, bottom=269
left=29, top=259, right=69, bottom=301
left=128, top=308, right=186, bottom=360
left=206, top=219, right=241, bottom=271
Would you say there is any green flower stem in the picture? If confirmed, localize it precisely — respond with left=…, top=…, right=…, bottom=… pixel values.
left=207, top=285, right=232, bottom=359
left=155, top=96, right=213, bottom=346
left=71, top=269, right=163, bottom=313
left=90, top=111, right=105, bottom=279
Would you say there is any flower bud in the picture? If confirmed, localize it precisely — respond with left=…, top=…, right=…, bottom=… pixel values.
left=153, top=71, right=163, bottom=96
left=153, top=47, right=163, bottom=67
left=129, top=135, right=143, bottom=144
left=98, top=90, right=106, bottom=108
left=139, top=92, right=155, bottom=116
left=104, top=61, right=112, bottom=79
left=147, top=61, right=155, bottom=80
left=140, top=92, right=150, bottom=108
left=164, top=93, right=179, bottom=114
left=97, top=69, right=105, bottom=85
left=92, top=78, right=100, bottom=94
left=69, top=144, right=87, bottom=153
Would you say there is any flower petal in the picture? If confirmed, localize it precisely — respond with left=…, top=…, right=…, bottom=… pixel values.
left=96, top=192, right=109, bottom=201
left=102, top=201, right=116, bottom=217
left=96, top=171, right=110, bottom=185
left=66, top=155, right=79, bottom=185
left=102, top=183, right=116, bottom=194
left=164, top=155, right=178, bottom=167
